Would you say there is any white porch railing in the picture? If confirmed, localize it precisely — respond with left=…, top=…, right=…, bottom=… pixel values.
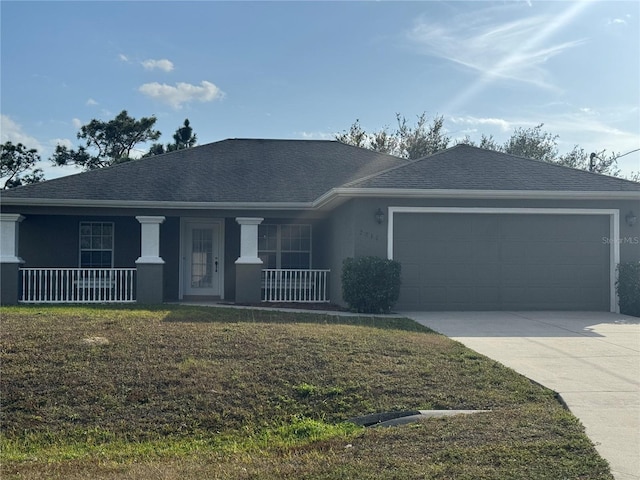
left=19, top=268, right=136, bottom=303
left=262, top=269, right=330, bottom=303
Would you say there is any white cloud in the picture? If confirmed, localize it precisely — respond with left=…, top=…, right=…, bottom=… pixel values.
left=118, top=53, right=130, bottom=62
left=138, top=80, right=224, bottom=109
left=0, top=114, right=42, bottom=151
left=297, top=131, right=335, bottom=140
left=141, top=59, right=174, bottom=72
left=86, top=98, right=98, bottom=106
left=72, top=118, right=83, bottom=129
left=608, top=18, right=627, bottom=26
left=449, top=116, right=512, bottom=132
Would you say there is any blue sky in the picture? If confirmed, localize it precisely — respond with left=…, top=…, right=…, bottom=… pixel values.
left=1, top=0, right=639, bottom=180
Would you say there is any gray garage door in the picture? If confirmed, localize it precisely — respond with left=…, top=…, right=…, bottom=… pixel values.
left=393, top=213, right=610, bottom=311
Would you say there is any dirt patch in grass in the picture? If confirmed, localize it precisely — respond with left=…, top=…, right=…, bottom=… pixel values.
left=0, top=305, right=613, bottom=479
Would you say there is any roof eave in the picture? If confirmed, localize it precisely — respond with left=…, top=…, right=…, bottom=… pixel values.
left=313, top=188, right=640, bottom=209
left=0, top=198, right=316, bottom=210
left=3, top=188, right=638, bottom=211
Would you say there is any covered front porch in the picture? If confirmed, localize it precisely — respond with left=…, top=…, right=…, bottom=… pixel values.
left=15, top=267, right=331, bottom=304
left=1, top=213, right=331, bottom=305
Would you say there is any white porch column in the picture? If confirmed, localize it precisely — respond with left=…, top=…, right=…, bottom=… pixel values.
left=1, top=214, right=25, bottom=305
left=234, top=217, right=263, bottom=304
left=135, top=216, right=165, bottom=264
left=0, top=214, right=25, bottom=263
left=135, top=216, right=165, bottom=304
left=235, top=217, right=264, bottom=264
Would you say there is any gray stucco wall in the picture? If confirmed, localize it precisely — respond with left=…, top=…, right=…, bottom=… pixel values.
left=224, top=218, right=241, bottom=301
left=18, top=214, right=140, bottom=268
left=324, top=201, right=356, bottom=305
left=160, top=217, right=180, bottom=301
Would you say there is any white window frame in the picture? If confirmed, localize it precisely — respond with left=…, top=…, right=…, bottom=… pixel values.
left=79, top=221, right=114, bottom=268
left=258, top=223, right=312, bottom=269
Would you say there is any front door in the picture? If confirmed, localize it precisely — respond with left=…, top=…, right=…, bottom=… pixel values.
left=183, top=221, right=222, bottom=297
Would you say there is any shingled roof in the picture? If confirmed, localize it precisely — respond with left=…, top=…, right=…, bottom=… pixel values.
left=1, top=139, right=407, bottom=204
left=2, top=140, right=638, bottom=207
left=345, top=144, right=640, bottom=192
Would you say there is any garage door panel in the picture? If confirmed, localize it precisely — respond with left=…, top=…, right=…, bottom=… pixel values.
left=472, top=241, right=500, bottom=262
left=503, top=286, right=567, bottom=304
left=471, top=215, right=501, bottom=238
left=445, top=264, right=475, bottom=285
left=474, top=286, right=500, bottom=304
left=473, top=264, right=500, bottom=284
left=525, top=264, right=562, bottom=285
left=401, top=263, right=421, bottom=284
left=399, top=286, right=420, bottom=305
left=421, top=286, right=447, bottom=304
left=501, top=217, right=551, bottom=240
left=394, top=213, right=610, bottom=311
left=579, top=287, right=607, bottom=306
left=501, top=264, right=529, bottom=286
left=428, top=216, right=471, bottom=239
left=579, top=264, right=609, bottom=286
left=447, top=287, right=475, bottom=304
left=567, top=216, right=610, bottom=237
left=444, top=241, right=475, bottom=263
left=581, top=241, right=609, bottom=259
left=501, top=241, right=528, bottom=262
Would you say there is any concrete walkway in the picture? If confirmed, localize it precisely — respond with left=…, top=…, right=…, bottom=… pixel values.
left=403, top=311, right=640, bottom=480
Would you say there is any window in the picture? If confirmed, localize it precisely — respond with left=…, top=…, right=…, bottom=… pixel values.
left=258, top=224, right=311, bottom=269
left=79, top=222, right=114, bottom=267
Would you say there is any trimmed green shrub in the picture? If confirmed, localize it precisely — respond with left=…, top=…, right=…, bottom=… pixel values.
left=341, top=256, right=401, bottom=314
left=616, top=261, right=640, bottom=317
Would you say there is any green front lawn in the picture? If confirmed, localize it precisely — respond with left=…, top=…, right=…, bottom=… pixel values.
left=0, top=305, right=612, bottom=479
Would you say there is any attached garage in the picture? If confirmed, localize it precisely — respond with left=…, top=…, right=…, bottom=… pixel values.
left=390, top=208, right=617, bottom=312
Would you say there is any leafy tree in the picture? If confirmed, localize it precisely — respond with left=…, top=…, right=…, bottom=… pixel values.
left=335, top=119, right=371, bottom=150
left=336, top=112, right=450, bottom=159
left=1, top=141, right=44, bottom=189
left=168, top=119, right=197, bottom=152
left=396, top=113, right=450, bottom=159
left=145, top=118, right=197, bottom=157
left=145, top=142, right=168, bottom=157
left=344, top=115, right=632, bottom=178
left=557, top=146, right=620, bottom=177
left=502, top=124, right=558, bottom=163
left=52, top=110, right=161, bottom=170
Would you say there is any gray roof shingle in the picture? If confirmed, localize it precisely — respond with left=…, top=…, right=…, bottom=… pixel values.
left=2, top=141, right=638, bottom=206
left=1, top=139, right=408, bottom=203
left=346, top=144, right=640, bottom=192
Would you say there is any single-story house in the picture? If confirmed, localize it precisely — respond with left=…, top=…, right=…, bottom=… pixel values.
left=1, top=139, right=639, bottom=311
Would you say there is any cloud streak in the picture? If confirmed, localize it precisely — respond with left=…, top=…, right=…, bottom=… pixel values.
left=407, top=2, right=591, bottom=95
left=138, top=81, right=224, bottom=109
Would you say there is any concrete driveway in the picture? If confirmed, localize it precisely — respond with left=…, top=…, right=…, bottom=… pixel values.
left=402, top=311, right=640, bottom=480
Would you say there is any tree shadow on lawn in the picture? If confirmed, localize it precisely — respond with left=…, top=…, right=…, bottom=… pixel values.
left=161, top=304, right=435, bottom=334
left=48, top=303, right=437, bottom=334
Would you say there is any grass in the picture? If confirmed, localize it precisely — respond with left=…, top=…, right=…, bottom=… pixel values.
left=0, top=304, right=613, bottom=479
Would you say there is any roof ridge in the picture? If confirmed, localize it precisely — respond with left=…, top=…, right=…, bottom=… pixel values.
left=343, top=143, right=465, bottom=188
